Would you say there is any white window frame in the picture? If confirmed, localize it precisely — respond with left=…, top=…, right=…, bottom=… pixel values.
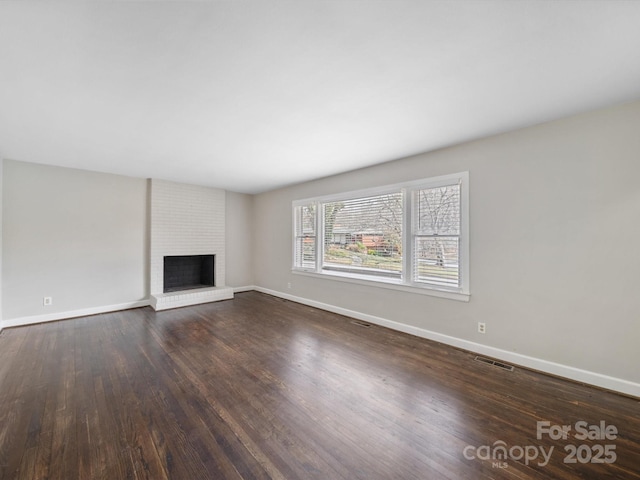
left=292, top=201, right=317, bottom=271
left=292, top=172, right=470, bottom=301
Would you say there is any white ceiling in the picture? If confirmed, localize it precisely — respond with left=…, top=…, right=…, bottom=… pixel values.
left=1, top=1, right=640, bottom=194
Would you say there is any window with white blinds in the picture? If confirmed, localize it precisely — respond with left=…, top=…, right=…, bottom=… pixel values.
left=293, top=172, right=469, bottom=299
left=413, top=184, right=461, bottom=288
left=293, top=203, right=316, bottom=269
left=323, top=192, right=403, bottom=278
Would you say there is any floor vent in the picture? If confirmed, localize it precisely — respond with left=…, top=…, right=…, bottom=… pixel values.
left=350, top=320, right=372, bottom=328
left=474, top=356, right=515, bottom=371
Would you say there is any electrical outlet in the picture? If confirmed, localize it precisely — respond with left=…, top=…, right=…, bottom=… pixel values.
left=287, top=282, right=292, bottom=289
left=43, top=296, right=53, bottom=306
left=478, top=322, right=486, bottom=334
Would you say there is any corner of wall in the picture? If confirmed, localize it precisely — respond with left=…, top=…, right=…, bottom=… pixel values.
left=144, top=178, right=152, bottom=298
left=224, top=190, right=256, bottom=288
left=249, top=193, right=257, bottom=286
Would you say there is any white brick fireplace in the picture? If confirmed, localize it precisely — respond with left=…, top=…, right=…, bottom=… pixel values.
left=149, top=179, right=233, bottom=310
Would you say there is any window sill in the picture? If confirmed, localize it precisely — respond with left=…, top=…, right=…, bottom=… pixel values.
left=292, top=269, right=470, bottom=302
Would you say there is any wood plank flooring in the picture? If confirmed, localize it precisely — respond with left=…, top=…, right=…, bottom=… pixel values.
left=0, top=291, right=638, bottom=479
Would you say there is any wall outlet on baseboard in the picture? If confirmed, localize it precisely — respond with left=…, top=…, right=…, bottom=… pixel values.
left=287, top=282, right=292, bottom=289
left=478, top=322, right=486, bottom=334
left=43, top=296, right=53, bottom=306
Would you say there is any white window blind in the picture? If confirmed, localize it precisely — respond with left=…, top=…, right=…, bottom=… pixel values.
left=293, top=203, right=316, bottom=269
left=292, top=172, right=469, bottom=300
left=323, top=192, right=403, bottom=278
left=412, top=183, right=461, bottom=288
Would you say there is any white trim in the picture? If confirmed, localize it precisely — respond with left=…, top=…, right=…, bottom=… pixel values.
left=292, top=202, right=318, bottom=272
left=402, top=184, right=412, bottom=284
left=0, top=300, right=151, bottom=332
left=252, top=286, right=640, bottom=398
left=459, top=171, right=470, bottom=293
left=294, top=171, right=467, bottom=205
left=2, top=287, right=636, bottom=398
left=0, top=287, right=252, bottom=331
left=292, top=171, right=470, bottom=298
left=233, top=285, right=257, bottom=293
left=292, top=269, right=470, bottom=302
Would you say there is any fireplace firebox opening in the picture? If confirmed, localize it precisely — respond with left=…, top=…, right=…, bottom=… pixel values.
left=163, top=255, right=215, bottom=293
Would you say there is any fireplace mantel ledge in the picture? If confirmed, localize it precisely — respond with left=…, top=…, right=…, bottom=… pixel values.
left=150, top=286, right=234, bottom=311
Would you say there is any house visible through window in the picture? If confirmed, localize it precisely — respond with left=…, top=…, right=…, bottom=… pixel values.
left=292, top=172, right=469, bottom=300
left=323, top=192, right=403, bottom=279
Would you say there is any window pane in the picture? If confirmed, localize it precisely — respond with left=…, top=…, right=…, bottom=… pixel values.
left=414, top=236, right=459, bottom=287
left=295, top=237, right=316, bottom=269
left=294, top=204, right=316, bottom=268
left=417, top=184, right=460, bottom=235
left=295, top=204, right=315, bottom=235
left=293, top=172, right=468, bottom=296
left=323, top=192, right=402, bottom=278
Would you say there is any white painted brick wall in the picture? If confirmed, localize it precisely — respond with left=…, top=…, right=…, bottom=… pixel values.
left=150, top=179, right=226, bottom=295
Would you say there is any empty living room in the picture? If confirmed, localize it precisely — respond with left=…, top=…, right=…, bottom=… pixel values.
left=1, top=1, right=639, bottom=479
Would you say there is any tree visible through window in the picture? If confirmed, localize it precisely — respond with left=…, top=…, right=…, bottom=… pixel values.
left=323, top=192, right=403, bottom=278
left=293, top=172, right=469, bottom=297
left=413, top=185, right=461, bottom=287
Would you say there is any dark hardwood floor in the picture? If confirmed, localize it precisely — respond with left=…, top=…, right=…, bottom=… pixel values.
left=0, top=291, right=638, bottom=479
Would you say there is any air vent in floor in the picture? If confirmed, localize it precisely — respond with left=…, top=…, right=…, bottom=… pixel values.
left=474, top=356, right=515, bottom=371
left=350, top=320, right=372, bottom=328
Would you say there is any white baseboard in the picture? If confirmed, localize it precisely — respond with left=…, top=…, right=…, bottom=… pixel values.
left=2, top=287, right=637, bottom=398
left=233, top=285, right=258, bottom=293
left=0, top=300, right=150, bottom=332
left=0, top=287, right=254, bottom=331
left=253, top=286, right=640, bottom=398
left=0, top=287, right=253, bottom=330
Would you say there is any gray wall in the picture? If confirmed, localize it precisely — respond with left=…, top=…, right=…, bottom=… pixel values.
left=253, top=100, right=640, bottom=385
left=225, top=191, right=254, bottom=288
left=1, top=160, right=256, bottom=323
left=2, top=160, right=148, bottom=319
left=0, top=158, right=3, bottom=322
left=2, top=101, right=639, bottom=390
